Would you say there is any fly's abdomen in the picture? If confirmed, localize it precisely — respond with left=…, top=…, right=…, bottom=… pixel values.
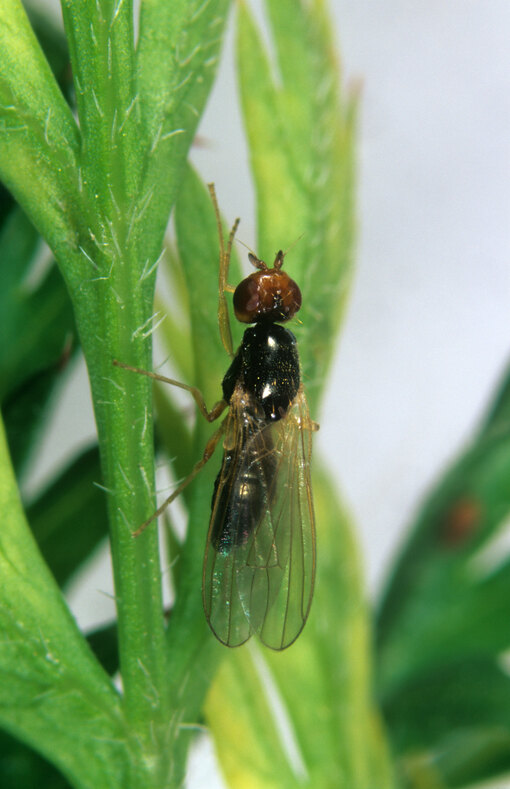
left=210, top=427, right=277, bottom=554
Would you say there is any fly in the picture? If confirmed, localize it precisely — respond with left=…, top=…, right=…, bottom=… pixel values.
left=114, top=185, right=317, bottom=650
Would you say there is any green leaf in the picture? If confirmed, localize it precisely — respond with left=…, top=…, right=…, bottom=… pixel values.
left=389, top=658, right=510, bottom=788
left=154, top=243, right=194, bottom=384
left=86, top=621, right=119, bottom=678
left=26, top=444, right=108, bottom=589
left=206, top=649, right=296, bottom=789
left=0, top=7, right=78, bottom=477
left=0, top=209, right=76, bottom=399
left=386, top=658, right=510, bottom=755
left=2, top=342, right=80, bottom=479
left=376, top=363, right=510, bottom=786
left=174, top=169, right=242, bottom=403
left=0, top=0, right=80, bottom=261
left=153, top=246, right=194, bottom=479
left=3, top=364, right=67, bottom=475
left=0, top=207, right=77, bottom=474
left=0, top=181, right=15, bottom=227
left=478, top=359, right=510, bottom=439
left=401, top=729, right=510, bottom=789
left=0, top=415, right=129, bottom=789
left=24, top=2, right=73, bottom=103
left=237, top=0, right=357, bottom=412
left=60, top=0, right=140, bottom=239
left=0, top=208, right=41, bottom=395
left=136, top=0, right=232, bottom=264
left=0, top=728, right=70, bottom=789
left=429, top=730, right=510, bottom=789
left=153, top=383, right=193, bottom=485
left=376, top=422, right=510, bottom=696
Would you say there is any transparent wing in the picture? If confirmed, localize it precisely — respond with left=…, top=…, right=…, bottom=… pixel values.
left=202, top=385, right=316, bottom=650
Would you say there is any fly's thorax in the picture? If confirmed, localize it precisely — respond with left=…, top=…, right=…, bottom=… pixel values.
left=238, top=323, right=300, bottom=422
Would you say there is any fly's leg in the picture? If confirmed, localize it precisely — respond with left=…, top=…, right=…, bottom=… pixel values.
left=207, top=183, right=239, bottom=359
left=132, top=419, right=227, bottom=537
left=113, top=360, right=227, bottom=422
left=113, top=359, right=228, bottom=536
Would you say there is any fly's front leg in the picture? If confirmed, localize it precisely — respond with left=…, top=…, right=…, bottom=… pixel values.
left=207, top=182, right=239, bottom=359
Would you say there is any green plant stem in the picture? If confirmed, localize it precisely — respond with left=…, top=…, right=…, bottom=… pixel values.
left=59, top=0, right=170, bottom=768
left=1, top=0, right=234, bottom=780
left=86, top=307, right=169, bottom=733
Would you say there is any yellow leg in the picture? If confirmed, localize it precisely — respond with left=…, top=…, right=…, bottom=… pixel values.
left=113, top=359, right=229, bottom=536
left=208, top=183, right=239, bottom=359
left=132, top=420, right=227, bottom=537
left=113, top=360, right=227, bottom=422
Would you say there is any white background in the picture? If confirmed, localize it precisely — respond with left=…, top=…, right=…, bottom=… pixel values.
left=30, top=2, right=510, bottom=787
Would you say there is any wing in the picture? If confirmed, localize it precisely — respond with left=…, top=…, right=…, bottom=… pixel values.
left=202, top=385, right=316, bottom=650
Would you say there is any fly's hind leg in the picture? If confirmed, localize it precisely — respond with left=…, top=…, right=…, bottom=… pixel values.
left=113, top=359, right=229, bottom=536
left=207, top=183, right=239, bottom=359
left=132, top=419, right=227, bottom=537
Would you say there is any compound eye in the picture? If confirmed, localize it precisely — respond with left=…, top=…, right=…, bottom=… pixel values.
left=233, top=275, right=261, bottom=323
left=279, top=276, right=302, bottom=320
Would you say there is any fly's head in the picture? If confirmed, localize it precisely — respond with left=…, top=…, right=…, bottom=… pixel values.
left=233, top=250, right=302, bottom=325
